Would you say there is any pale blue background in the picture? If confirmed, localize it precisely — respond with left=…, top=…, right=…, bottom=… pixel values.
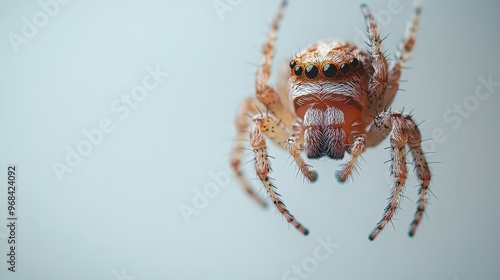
left=0, top=0, right=499, bottom=279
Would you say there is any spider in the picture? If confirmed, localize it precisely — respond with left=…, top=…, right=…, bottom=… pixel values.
left=230, top=0, right=431, bottom=240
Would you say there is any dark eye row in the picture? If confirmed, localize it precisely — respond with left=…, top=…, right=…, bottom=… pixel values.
left=289, top=58, right=359, bottom=79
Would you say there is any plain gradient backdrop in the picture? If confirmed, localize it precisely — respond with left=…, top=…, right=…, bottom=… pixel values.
left=1, top=0, right=499, bottom=279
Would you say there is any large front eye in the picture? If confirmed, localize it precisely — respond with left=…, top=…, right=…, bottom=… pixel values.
left=322, top=64, right=337, bottom=78
left=305, top=64, right=319, bottom=79
left=293, top=66, right=303, bottom=76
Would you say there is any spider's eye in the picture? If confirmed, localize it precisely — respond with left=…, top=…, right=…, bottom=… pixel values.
left=350, top=58, right=359, bottom=68
left=289, top=60, right=296, bottom=69
left=293, top=66, right=303, bottom=76
left=305, top=64, right=319, bottom=79
left=340, top=63, right=350, bottom=74
left=322, top=64, right=337, bottom=78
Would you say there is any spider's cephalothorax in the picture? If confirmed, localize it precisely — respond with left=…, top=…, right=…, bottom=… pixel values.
left=289, top=42, right=370, bottom=160
left=231, top=1, right=431, bottom=240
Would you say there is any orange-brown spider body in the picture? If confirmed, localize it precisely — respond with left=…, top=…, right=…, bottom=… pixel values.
left=289, top=41, right=371, bottom=160
left=231, top=1, right=431, bottom=240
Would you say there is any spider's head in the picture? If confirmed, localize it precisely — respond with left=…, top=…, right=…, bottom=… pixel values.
left=288, top=41, right=364, bottom=87
left=288, top=41, right=368, bottom=118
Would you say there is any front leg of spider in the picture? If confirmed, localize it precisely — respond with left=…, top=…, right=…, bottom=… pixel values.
left=250, top=116, right=309, bottom=235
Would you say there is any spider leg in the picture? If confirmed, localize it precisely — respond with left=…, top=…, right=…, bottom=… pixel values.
left=404, top=115, right=431, bottom=237
left=367, top=110, right=431, bottom=241
left=286, top=132, right=318, bottom=182
left=382, top=2, right=422, bottom=108
left=256, top=0, right=285, bottom=110
left=335, top=135, right=366, bottom=183
left=250, top=115, right=309, bottom=235
left=255, top=1, right=296, bottom=129
left=275, top=60, right=292, bottom=113
left=369, top=111, right=408, bottom=240
left=231, top=98, right=316, bottom=228
left=361, top=4, right=388, bottom=112
left=365, top=109, right=393, bottom=147
left=231, top=97, right=267, bottom=206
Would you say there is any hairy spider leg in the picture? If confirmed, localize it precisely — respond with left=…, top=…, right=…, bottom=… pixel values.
left=382, top=2, right=422, bottom=111
left=368, top=111, right=431, bottom=240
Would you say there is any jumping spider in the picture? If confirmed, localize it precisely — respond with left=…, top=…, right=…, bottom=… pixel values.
left=231, top=1, right=431, bottom=240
